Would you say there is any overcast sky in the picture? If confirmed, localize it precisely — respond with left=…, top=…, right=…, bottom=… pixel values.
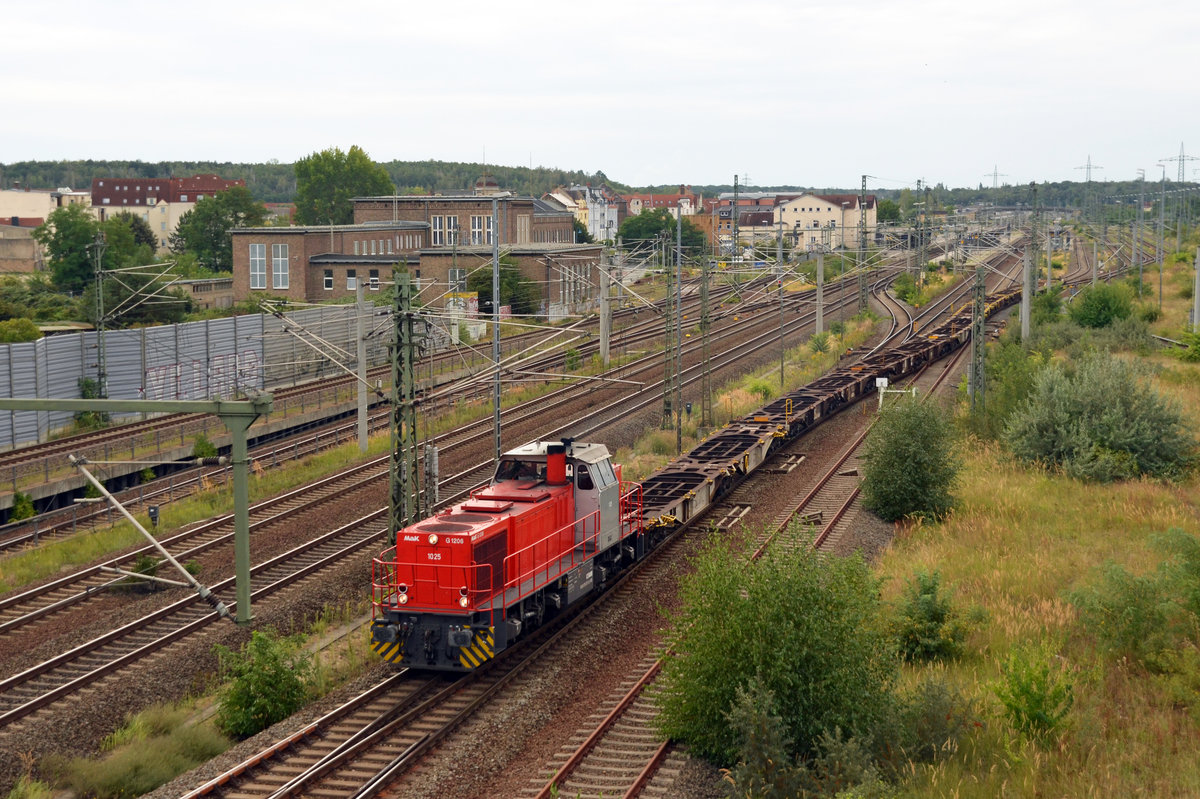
left=3, top=0, right=1195, bottom=192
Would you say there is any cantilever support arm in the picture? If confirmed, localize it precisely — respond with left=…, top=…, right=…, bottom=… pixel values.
left=0, top=395, right=273, bottom=624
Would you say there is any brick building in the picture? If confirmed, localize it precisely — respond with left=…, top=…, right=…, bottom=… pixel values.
left=232, top=188, right=602, bottom=320
left=351, top=193, right=577, bottom=245
left=230, top=222, right=426, bottom=302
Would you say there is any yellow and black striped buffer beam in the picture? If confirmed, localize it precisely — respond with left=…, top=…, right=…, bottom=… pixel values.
left=372, top=637, right=405, bottom=664
left=458, top=627, right=495, bottom=669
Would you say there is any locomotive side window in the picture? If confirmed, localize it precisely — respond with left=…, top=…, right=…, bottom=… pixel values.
left=576, top=464, right=594, bottom=491
left=593, top=459, right=616, bottom=487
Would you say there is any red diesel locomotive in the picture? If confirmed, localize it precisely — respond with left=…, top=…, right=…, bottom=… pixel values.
left=370, top=439, right=644, bottom=670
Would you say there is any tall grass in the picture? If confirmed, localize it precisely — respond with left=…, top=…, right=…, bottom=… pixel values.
left=47, top=705, right=230, bottom=799
left=876, top=433, right=1200, bottom=796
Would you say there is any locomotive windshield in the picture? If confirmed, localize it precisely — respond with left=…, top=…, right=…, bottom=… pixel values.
left=494, top=458, right=544, bottom=482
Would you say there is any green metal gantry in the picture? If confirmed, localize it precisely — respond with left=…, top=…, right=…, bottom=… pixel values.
left=0, top=395, right=272, bottom=623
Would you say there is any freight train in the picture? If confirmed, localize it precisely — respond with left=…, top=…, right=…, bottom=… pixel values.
left=370, top=285, right=1022, bottom=671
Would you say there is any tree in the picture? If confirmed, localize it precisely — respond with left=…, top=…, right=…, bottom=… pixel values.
left=294, top=145, right=393, bottom=225
left=466, top=257, right=541, bottom=317
left=33, top=204, right=99, bottom=293
left=111, top=210, right=158, bottom=250
left=876, top=198, right=901, bottom=223
left=861, top=396, right=958, bottom=522
left=617, top=208, right=706, bottom=252
left=170, top=186, right=268, bottom=272
left=0, top=274, right=83, bottom=322
left=655, top=535, right=896, bottom=765
left=0, top=318, right=41, bottom=342
left=571, top=217, right=594, bottom=244
left=1067, top=283, right=1133, bottom=328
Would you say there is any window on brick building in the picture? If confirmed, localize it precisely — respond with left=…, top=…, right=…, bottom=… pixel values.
left=347, top=269, right=357, bottom=290
left=250, top=243, right=266, bottom=289
left=354, top=241, right=360, bottom=255
left=470, top=215, right=485, bottom=245
left=369, top=269, right=379, bottom=290
left=271, top=243, right=289, bottom=289
left=449, top=268, right=466, bottom=293
left=432, top=215, right=444, bottom=246
left=447, top=215, right=459, bottom=245
left=323, top=270, right=333, bottom=290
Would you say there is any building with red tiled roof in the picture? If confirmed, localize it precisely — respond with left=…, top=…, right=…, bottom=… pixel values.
left=622, top=185, right=703, bottom=219
left=710, top=191, right=878, bottom=251
left=90, top=174, right=246, bottom=252
left=90, top=174, right=244, bottom=210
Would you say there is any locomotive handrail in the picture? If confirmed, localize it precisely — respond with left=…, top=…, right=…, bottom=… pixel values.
left=502, top=509, right=601, bottom=601
left=618, top=481, right=644, bottom=539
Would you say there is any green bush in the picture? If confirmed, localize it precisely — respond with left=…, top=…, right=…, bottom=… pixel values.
left=748, top=379, right=775, bottom=402
left=893, top=677, right=979, bottom=765
left=655, top=534, right=896, bottom=765
left=564, top=347, right=581, bottom=371
left=74, top=377, right=110, bottom=430
left=722, top=678, right=893, bottom=799
left=892, top=571, right=968, bottom=662
left=1070, top=530, right=1200, bottom=669
left=0, top=317, right=42, bottom=342
left=1138, top=304, right=1162, bottom=323
left=722, top=677, right=807, bottom=799
left=1180, top=331, right=1200, bottom=363
left=861, top=397, right=957, bottom=522
left=968, top=339, right=1049, bottom=440
left=808, top=331, right=831, bottom=354
left=215, top=630, right=312, bottom=739
left=1030, top=289, right=1063, bottom=326
left=991, top=644, right=1073, bottom=744
left=192, top=433, right=218, bottom=459
left=892, top=273, right=917, bottom=304
left=9, top=491, right=35, bottom=522
left=1068, top=283, right=1133, bottom=328
left=1003, top=354, right=1195, bottom=481
left=1069, top=561, right=1172, bottom=665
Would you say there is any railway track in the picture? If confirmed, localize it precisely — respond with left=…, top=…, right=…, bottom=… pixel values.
left=0, top=242, right=1027, bottom=791
left=0, top=267, right=883, bottom=740
left=515, top=250, right=1028, bottom=799
left=0, top=272, right=789, bottom=550
left=145, top=246, right=1032, bottom=798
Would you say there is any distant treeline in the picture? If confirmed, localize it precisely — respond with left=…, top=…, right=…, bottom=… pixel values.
left=1, top=159, right=1192, bottom=209
left=0, top=159, right=622, bottom=203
